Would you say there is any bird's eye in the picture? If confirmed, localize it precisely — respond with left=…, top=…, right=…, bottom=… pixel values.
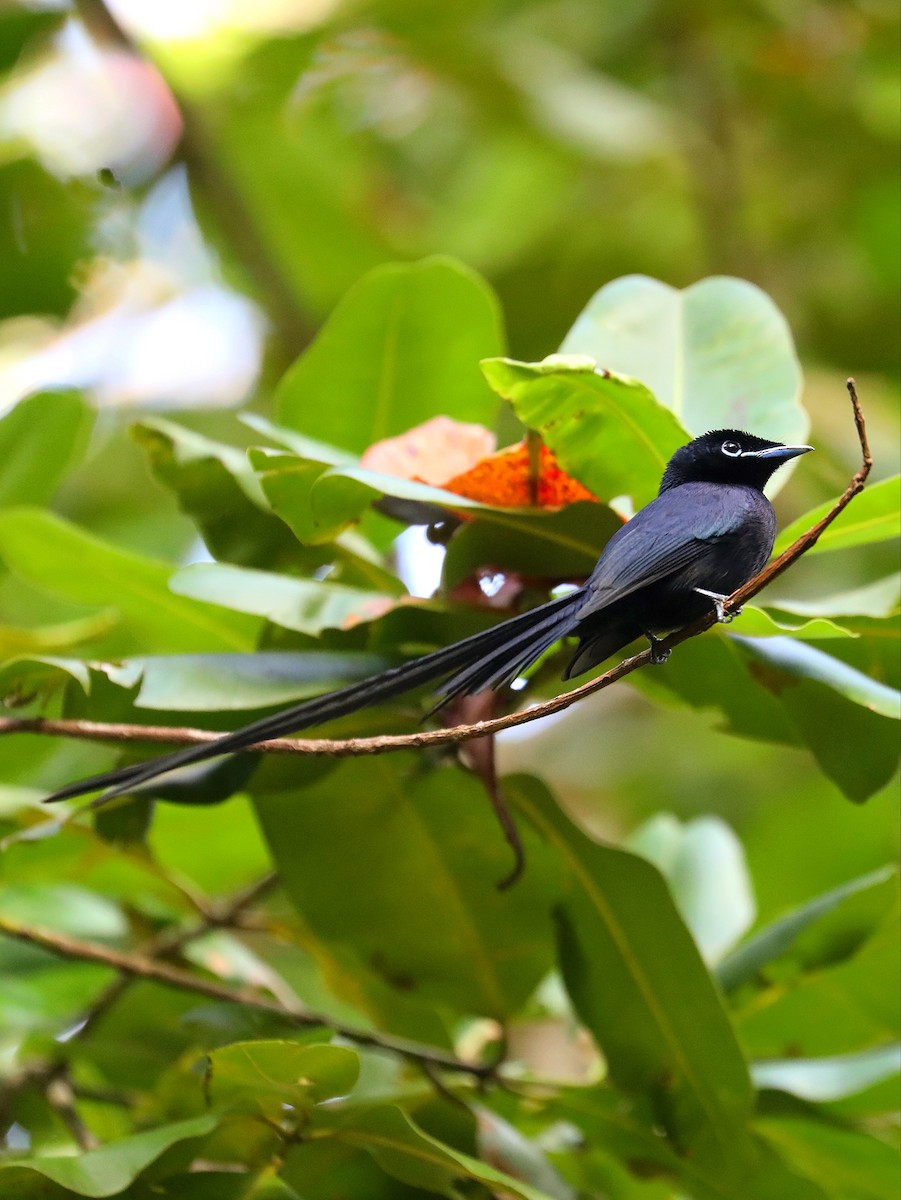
left=721, top=440, right=742, bottom=457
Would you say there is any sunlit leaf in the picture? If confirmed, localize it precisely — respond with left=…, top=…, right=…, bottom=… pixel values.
left=733, top=636, right=900, bottom=719
left=275, top=257, right=504, bottom=452
left=0, top=508, right=259, bottom=653
left=560, top=275, right=807, bottom=463
left=773, top=476, right=900, bottom=556
left=0, top=1115, right=216, bottom=1198
left=171, top=562, right=404, bottom=634
left=482, top=356, right=688, bottom=506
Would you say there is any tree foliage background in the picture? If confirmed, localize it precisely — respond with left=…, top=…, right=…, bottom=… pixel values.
left=0, top=1, right=898, bottom=1197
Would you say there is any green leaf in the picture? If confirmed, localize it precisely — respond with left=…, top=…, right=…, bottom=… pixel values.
left=0, top=390, right=93, bottom=507
left=131, top=418, right=305, bottom=570
left=206, top=1041, right=359, bottom=1119
left=510, top=777, right=754, bottom=1164
left=0, top=509, right=259, bottom=653
left=325, top=1104, right=559, bottom=1200
left=627, top=814, right=755, bottom=964
left=756, top=1116, right=900, bottom=1200
left=275, top=257, right=504, bottom=452
left=736, top=906, right=900, bottom=1059
left=253, top=757, right=558, bottom=1023
left=241, top=413, right=358, bottom=466
left=752, top=1044, right=901, bottom=1101
left=771, top=573, right=900, bottom=619
left=773, top=476, right=901, bottom=556
left=249, top=446, right=494, bottom=546
left=125, top=651, right=393, bottom=712
left=0, top=1114, right=216, bottom=1198
left=481, top=355, right=688, bottom=506
left=717, top=868, right=896, bottom=994
left=732, top=637, right=900, bottom=801
left=171, top=562, right=403, bottom=635
left=560, top=275, right=807, bottom=455
left=728, top=607, right=856, bottom=640
left=734, top=636, right=900, bottom=719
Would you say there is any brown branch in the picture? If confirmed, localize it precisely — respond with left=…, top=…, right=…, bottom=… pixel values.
left=73, top=871, right=280, bottom=1041
left=0, top=380, right=871, bottom=761
left=0, top=915, right=492, bottom=1080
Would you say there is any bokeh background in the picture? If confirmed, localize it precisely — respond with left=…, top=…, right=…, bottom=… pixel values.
left=0, top=0, right=898, bottom=921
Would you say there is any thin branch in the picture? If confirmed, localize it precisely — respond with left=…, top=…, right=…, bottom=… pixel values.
left=0, top=915, right=492, bottom=1080
left=73, top=871, right=280, bottom=1041
left=0, top=380, right=871, bottom=761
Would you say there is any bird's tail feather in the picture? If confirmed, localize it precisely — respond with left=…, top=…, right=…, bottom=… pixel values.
left=562, top=620, right=640, bottom=679
left=45, top=589, right=586, bottom=804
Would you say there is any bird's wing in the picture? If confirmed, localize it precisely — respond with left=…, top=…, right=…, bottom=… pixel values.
left=574, top=484, right=747, bottom=620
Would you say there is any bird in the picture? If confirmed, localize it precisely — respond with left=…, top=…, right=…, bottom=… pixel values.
left=44, top=428, right=811, bottom=805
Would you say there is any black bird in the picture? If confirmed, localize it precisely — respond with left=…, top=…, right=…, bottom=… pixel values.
left=44, top=429, right=811, bottom=804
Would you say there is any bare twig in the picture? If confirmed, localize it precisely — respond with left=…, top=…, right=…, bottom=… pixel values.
left=0, top=915, right=492, bottom=1079
left=0, top=380, right=871, bottom=762
left=73, top=871, right=280, bottom=1041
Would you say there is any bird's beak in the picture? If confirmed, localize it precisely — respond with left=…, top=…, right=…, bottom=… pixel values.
left=741, top=444, right=814, bottom=461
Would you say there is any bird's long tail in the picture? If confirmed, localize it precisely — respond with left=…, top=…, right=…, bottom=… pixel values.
left=44, top=589, right=586, bottom=804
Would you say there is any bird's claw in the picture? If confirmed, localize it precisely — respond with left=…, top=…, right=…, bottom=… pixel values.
left=646, top=635, right=671, bottom=665
left=694, top=588, right=740, bottom=624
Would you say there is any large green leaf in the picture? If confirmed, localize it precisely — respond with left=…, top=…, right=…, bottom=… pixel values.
left=773, top=476, right=901, bottom=556
left=171, top=562, right=405, bottom=635
left=732, top=636, right=901, bottom=802
left=0, top=390, right=93, bottom=507
left=735, top=905, right=900, bottom=1059
left=131, top=418, right=304, bottom=569
left=733, top=636, right=900, bottom=719
left=252, top=757, right=558, bottom=1022
left=0, top=508, right=259, bottom=653
left=275, top=257, right=504, bottom=452
left=0, top=1115, right=216, bottom=1198
left=509, top=777, right=754, bottom=1165
left=481, top=356, right=688, bottom=506
left=559, top=275, right=807, bottom=453
left=717, top=868, right=896, bottom=994
left=126, top=651, right=392, bottom=712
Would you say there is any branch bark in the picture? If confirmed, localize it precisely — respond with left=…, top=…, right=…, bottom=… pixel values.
left=0, top=380, right=871, bottom=760
left=0, top=914, right=493, bottom=1079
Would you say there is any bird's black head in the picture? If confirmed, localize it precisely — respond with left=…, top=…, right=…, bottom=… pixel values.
left=659, top=429, right=813, bottom=494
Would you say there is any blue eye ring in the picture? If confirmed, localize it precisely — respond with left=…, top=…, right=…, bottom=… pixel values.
left=721, top=441, right=742, bottom=457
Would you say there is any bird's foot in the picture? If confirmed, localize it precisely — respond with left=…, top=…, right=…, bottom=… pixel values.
left=694, top=588, right=740, bottom=624
left=646, top=634, right=671, bottom=665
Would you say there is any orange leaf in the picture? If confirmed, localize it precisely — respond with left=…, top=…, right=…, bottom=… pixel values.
left=443, top=442, right=596, bottom=508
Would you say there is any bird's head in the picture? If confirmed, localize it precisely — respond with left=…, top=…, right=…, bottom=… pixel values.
left=659, top=429, right=813, bottom=493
